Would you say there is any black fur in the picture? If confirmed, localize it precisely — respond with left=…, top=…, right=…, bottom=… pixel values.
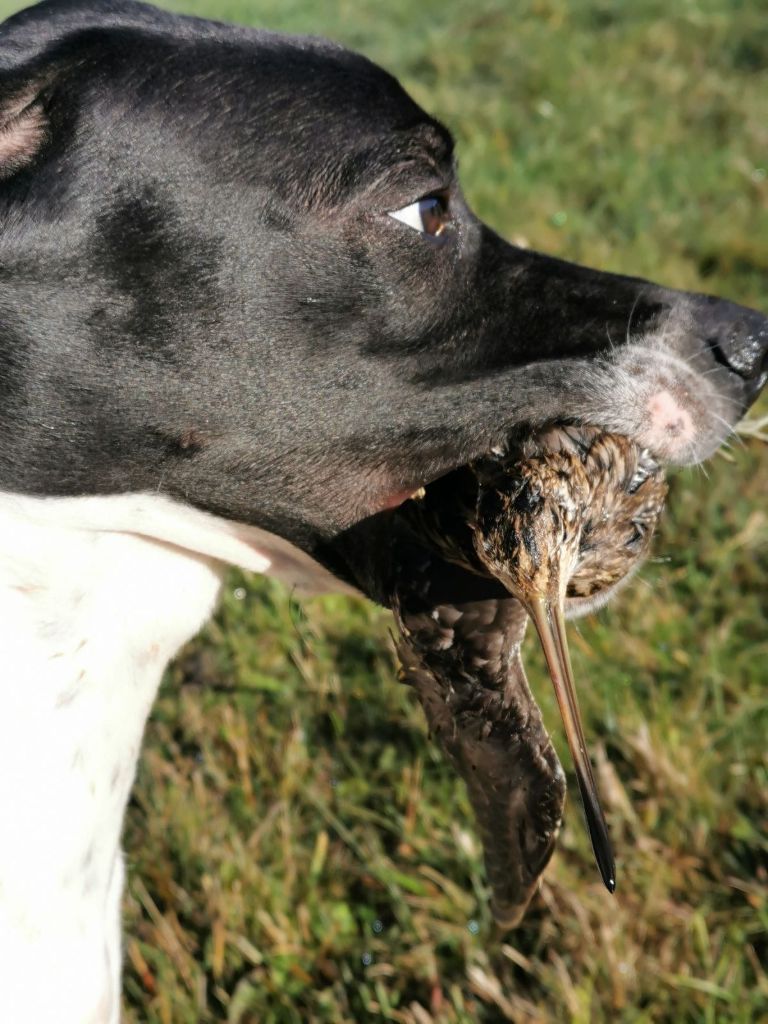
left=0, top=0, right=765, bottom=591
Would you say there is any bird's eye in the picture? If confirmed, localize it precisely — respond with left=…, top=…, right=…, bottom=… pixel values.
left=388, top=194, right=451, bottom=237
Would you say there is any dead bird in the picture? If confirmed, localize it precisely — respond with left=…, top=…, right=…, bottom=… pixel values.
left=393, top=558, right=566, bottom=928
left=393, top=425, right=667, bottom=921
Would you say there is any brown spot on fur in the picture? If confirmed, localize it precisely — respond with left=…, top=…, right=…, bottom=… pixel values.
left=179, top=428, right=205, bottom=452
left=55, top=669, right=87, bottom=708
left=11, top=581, right=46, bottom=595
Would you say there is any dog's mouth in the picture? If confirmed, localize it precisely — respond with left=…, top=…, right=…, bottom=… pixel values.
left=329, top=321, right=752, bottom=660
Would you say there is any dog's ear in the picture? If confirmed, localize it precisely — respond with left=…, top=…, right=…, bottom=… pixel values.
left=0, top=0, right=189, bottom=183
left=0, top=84, right=48, bottom=179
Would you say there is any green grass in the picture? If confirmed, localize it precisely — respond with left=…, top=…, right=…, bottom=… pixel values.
left=2, top=0, right=766, bottom=1020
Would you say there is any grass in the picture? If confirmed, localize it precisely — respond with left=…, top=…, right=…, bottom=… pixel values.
left=2, top=0, right=766, bottom=1020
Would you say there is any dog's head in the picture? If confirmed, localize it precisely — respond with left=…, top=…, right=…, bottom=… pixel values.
left=0, top=0, right=765, bottom=594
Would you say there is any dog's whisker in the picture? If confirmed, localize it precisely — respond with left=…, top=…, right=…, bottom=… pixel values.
left=708, top=410, right=746, bottom=448
left=625, top=289, right=644, bottom=346
left=717, top=392, right=752, bottom=409
left=697, top=366, right=735, bottom=378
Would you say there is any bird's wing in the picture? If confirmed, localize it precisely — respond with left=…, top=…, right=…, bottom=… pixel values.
left=392, top=545, right=566, bottom=928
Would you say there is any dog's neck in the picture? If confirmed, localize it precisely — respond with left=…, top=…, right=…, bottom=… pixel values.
left=0, top=497, right=222, bottom=1020
left=0, top=491, right=352, bottom=1021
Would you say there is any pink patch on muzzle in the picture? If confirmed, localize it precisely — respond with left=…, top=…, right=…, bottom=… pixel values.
left=646, top=389, right=695, bottom=451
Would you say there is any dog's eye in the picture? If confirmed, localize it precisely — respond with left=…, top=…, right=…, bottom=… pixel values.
left=388, top=195, right=451, bottom=237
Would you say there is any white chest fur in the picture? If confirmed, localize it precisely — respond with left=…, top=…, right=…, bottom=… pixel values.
left=0, top=492, right=354, bottom=1023
left=0, top=503, right=223, bottom=1022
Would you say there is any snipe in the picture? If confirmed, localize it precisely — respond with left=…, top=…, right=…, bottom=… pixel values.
left=392, top=425, right=667, bottom=925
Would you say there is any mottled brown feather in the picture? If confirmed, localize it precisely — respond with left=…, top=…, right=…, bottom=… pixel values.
left=390, top=426, right=667, bottom=926
left=473, top=428, right=667, bottom=604
left=392, top=552, right=566, bottom=927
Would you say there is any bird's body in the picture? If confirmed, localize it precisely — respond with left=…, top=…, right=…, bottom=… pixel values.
left=392, top=553, right=566, bottom=928
left=392, top=426, right=667, bottom=923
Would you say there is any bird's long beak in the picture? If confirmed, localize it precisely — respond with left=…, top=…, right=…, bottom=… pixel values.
left=527, top=595, right=616, bottom=894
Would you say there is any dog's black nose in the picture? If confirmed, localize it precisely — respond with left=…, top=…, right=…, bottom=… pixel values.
left=697, top=296, right=768, bottom=406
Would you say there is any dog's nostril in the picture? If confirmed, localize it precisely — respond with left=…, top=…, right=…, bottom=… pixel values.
left=709, top=317, right=768, bottom=378
left=698, top=297, right=768, bottom=399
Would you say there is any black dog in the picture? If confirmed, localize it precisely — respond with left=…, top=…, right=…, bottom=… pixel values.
left=0, top=1, right=764, bottom=1020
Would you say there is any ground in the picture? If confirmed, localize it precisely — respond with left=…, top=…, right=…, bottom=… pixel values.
left=2, top=1, right=766, bottom=1021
